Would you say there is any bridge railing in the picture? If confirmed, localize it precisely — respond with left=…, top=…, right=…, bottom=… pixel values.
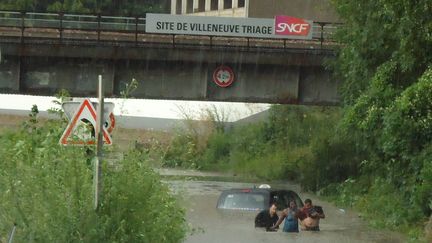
left=0, top=11, right=340, bottom=49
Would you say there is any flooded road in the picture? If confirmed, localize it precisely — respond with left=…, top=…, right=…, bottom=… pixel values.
left=163, top=177, right=405, bottom=243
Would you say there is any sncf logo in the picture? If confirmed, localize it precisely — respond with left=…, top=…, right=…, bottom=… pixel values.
left=274, top=16, right=311, bottom=36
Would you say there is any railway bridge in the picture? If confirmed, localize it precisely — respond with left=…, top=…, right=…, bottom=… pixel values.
left=0, top=11, right=340, bottom=105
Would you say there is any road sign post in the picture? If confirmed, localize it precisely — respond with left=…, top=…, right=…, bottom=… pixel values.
left=94, top=74, right=104, bottom=211
left=59, top=75, right=113, bottom=211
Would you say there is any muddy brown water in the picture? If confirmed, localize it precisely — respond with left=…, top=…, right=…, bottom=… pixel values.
left=163, top=179, right=405, bottom=243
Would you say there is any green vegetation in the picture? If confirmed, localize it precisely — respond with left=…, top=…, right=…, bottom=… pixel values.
left=159, top=0, right=432, bottom=240
left=0, top=0, right=168, bottom=16
left=160, top=105, right=349, bottom=187
left=0, top=0, right=430, bottom=240
left=328, top=0, right=432, bottom=240
left=0, top=106, right=187, bottom=242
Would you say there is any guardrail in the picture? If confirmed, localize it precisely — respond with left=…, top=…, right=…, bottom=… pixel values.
left=0, top=11, right=340, bottom=49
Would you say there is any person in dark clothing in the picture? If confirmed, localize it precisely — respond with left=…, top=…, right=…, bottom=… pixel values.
left=254, top=203, right=279, bottom=231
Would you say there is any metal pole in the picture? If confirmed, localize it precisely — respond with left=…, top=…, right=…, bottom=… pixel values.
left=94, top=75, right=104, bottom=211
left=7, top=224, right=16, bottom=243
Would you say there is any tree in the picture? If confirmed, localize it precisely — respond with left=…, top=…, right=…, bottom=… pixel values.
left=330, top=0, right=432, bottom=238
left=332, top=0, right=432, bottom=105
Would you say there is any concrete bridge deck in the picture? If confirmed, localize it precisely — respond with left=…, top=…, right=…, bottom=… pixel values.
left=0, top=11, right=340, bottom=105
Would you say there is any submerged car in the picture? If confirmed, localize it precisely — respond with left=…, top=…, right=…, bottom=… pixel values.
left=216, top=185, right=303, bottom=211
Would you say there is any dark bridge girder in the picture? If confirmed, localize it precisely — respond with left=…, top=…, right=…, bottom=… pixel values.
left=0, top=39, right=339, bottom=105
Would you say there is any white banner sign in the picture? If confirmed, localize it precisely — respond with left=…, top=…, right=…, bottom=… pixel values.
left=145, top=14, right=313, bottom=40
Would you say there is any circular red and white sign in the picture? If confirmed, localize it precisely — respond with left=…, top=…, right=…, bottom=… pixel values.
left=213, top=65, right=235, bottom=88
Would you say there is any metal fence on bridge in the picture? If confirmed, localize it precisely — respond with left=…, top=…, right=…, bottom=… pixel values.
left=0, top=11, right=340, bottom=50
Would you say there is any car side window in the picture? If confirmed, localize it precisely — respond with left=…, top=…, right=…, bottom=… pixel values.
left=271, top=191, right=303, bottom=210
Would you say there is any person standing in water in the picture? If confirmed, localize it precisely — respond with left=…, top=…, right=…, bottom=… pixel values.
left=255, top=203, right=279, bottom=231
left=299, top=198, right=325, bottom=231
left=270, top=201, right=300, bottom=232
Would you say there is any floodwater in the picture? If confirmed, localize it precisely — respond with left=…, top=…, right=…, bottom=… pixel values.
left=163, top=175, right=405, bottom=243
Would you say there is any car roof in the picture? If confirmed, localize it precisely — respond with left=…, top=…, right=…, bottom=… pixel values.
left=220, top=188, right=297, bottom=193
left=217, top=187, right=304, bottom=210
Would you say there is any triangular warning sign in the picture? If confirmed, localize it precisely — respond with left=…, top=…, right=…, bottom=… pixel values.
left=59, top=99, right=112, bottom=146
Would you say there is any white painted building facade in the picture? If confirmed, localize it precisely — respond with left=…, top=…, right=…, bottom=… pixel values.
left=170, top=0, right=248, bottom=17
left=169, top=0, right=339, bottom=22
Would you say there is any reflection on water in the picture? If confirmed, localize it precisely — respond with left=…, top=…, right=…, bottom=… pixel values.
left=164, top=179, right=405, bottom=243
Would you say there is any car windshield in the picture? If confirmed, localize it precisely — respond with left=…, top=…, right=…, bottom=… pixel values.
left=218, top=192, right=266, bottom=211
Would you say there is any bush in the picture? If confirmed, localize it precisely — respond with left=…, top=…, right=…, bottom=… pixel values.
left=201, top=132, right=231, bottom=170
left=0, top=110, right=186, bottom=242
left=162, top=132, right=200, bottom=168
